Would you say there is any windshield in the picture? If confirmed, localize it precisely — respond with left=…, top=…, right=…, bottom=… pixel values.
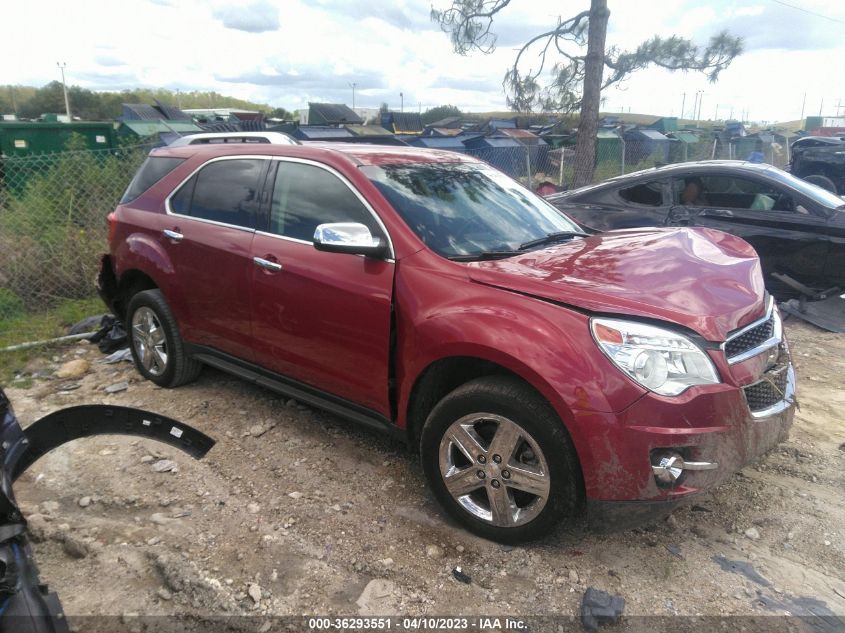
left=765, top=167, right=845, bottom=209
left=362, top=162, right=583, bottom=258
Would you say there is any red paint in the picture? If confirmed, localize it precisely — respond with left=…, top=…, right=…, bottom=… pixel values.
left=106, top=142, right=795, bottom=509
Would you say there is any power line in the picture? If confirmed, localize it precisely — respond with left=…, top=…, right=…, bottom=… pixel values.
left=769, top=0, right=845, bottom=25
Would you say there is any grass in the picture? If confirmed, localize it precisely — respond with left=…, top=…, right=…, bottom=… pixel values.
left=0, top=296, right=105, bottom=383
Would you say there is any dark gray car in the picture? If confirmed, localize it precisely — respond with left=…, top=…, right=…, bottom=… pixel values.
left=546, top=161, right=845, bottom=295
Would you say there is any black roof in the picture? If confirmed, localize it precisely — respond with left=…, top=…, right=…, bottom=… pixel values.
left=308, top=103, right=363, bottom=125
left=153, top=99, right=191, bottom=121
left=387, top=111, right=423, bottom=133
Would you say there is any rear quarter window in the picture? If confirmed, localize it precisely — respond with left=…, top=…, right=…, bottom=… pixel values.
left=120, top=156, right=186, bottom=204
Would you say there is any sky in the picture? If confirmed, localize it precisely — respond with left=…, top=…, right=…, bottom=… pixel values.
left=2, top=0, right=844, bottom=124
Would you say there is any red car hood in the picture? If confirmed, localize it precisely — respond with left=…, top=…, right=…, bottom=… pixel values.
left=467, top=227, right=766, bottom=342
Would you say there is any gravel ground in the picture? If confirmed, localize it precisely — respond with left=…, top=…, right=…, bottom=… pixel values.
left=3, top=320, right=844, bottom=627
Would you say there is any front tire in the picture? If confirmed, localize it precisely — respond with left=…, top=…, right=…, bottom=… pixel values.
left=126, top=289, right=201, bottom=388
left=420, top=376, right=583, bottom=543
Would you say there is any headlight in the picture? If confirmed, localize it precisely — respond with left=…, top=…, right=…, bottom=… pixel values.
left=590, top=318, right=720, bottom=396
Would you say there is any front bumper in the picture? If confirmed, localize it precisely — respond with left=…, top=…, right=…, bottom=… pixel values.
left=572, top=358, right=795, bottom=528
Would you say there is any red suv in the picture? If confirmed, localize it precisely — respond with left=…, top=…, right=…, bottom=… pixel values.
left=98, top=134, right=796, bottom=542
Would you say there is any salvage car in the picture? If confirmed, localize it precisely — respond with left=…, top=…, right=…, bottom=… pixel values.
left=98, top=135, right=796, bottom=542
left=790, top=135, right=845, bottom=194
left=546, top=161, right=845, bottom=297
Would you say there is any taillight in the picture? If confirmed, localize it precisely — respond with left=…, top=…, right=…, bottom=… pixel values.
left=107, top=212, right=118, bottom=243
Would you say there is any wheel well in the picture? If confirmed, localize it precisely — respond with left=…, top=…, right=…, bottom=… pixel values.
left=115, top=270, right=158, bottom=320
left=406, top=357, right=534, bottom=448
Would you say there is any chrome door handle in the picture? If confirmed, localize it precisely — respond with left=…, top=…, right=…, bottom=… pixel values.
left=253, top=257, right=282, bottom=272
left=163, top=229, right=183, bottom=242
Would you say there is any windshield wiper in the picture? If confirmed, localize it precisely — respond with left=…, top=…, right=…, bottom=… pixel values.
left=518, top=231, right=586, bottom=251
left=447, top=250, right=522, bottom=262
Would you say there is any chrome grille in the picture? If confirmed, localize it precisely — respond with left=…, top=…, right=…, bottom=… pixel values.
left=724, top=298, right=781, bottom=365
left=725, top=315, right=775, bottom=359
left=744, top=365, right=789, bottom=413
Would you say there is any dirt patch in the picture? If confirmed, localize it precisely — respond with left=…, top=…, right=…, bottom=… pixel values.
left=4, top=320, right=844, bottom=622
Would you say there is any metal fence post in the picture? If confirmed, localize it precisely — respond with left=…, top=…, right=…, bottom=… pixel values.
left=620, top=135, right=626, bottom=175
left=558, top=148, right=565, bottom=187
left=524, top=146, right=532, bottom=191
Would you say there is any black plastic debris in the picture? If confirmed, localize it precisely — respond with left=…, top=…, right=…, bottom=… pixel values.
left=89, top=315, right=128, bottom=353
left=452, top=566, right=471, bottom=584
left=67, top=314, right=108, bottom=336
left=580, top=587, right=625, bottom=632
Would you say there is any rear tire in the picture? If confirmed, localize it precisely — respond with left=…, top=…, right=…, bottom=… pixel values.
left=420, top=376, right=582, bottom=543
left=126, top=289, right=201, bottom=388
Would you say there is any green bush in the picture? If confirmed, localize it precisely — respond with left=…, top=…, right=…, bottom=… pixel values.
left=0, top=288, right=25, bottom=320
left=0, top=136, right=149, bottom=313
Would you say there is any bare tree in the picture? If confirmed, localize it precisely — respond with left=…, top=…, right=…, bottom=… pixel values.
left=432, top=0, right=742, bottom=186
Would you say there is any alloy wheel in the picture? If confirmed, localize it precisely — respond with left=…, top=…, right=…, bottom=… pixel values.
left=131, top=307, right=168, bottom=377
left=438, top=413, right=551, bottom=527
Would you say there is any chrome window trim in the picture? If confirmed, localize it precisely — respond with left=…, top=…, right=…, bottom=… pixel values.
left=164, top=154, right=395, bottom=259
left=747, top=364, right=796, bottom=419
left=722, top=297, right=781, bottom=365
left=164, top=154, right=271, bottom=233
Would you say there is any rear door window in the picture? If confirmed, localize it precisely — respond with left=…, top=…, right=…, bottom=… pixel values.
left=618, top=181, right=664, bottom=206
left=268, top=161, right=380, bottom=241
left=169, top=158, right=265, bottom=229
left=120, top=156, right=185, bottom=203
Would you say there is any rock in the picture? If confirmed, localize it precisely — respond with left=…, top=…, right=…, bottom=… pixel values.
left=744, top=527, right=760, bottom=540
left=78, top=496, right=91, bottom=508
left=379, top=558, right=394, bottom=567
left=157, top=588, right=172, bottom=601
left=248, top=583, right=262, bottom=604
left=452, top=567, right=472, bottom=584
left=249, top=424, right=267, bottom=437
left=355, top=579, right=396, bottom=615
left=580, top=587, right=625, bottom=632
left=247, top=503, right=261, bottom=514
left=105, top=381, right=129, bottom=394
left=140, top=455, right=155, bottom=464
left=287, top=491, right=303, bottom=499
left=62, top=536, right=89, bottom=559
left=56, top=359, right=90, bottom=379
left=40, top=501, right=60, bottom=515
left=456, top=545, right=465, bottom=553
left=26, top=514, right=50, bottom=542
left=150, top=513, right=176, bottom=525
left=425, top=544, right=444, bottom=559
left=569, top=569, right=579, bottom=583
left=147, top=536, right=161, bottom=546
left=151, top=460, right=178, bottom=473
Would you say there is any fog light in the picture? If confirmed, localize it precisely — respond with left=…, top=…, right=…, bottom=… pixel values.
left=652, top=451, right=685, bottom=484
left=651, top=450, right=719, bottom=486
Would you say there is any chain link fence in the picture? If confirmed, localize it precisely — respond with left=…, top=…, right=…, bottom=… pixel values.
left=465, top=135, right=791, bottom=193
left=1, top=140, right=151, bottom=351
left=0, top=134, right=794, bottom=350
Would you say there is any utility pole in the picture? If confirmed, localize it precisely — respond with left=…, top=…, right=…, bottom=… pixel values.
left=680, top=92, right=686, bottom=121
left=819, top=98, right=823, bottom=116
left=57, top=62, right=71, bottom=121
left=800, top=92, right=806, bottom=122
left=400, top=92, right=404, bottom=113
left=696, top=92, right=704, bottom=124
left=8, top=86, right=17, bottom=113
left=349, top=82, right=357, bottom=110
left=714, top=104, right=719, bottom=121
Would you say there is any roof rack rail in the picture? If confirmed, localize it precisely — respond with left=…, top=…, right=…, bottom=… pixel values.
left=168, top=131, right=299, bottom=147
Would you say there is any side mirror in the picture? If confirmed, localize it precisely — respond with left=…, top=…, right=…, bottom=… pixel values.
left=313, top=222, right=388, bottom=258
